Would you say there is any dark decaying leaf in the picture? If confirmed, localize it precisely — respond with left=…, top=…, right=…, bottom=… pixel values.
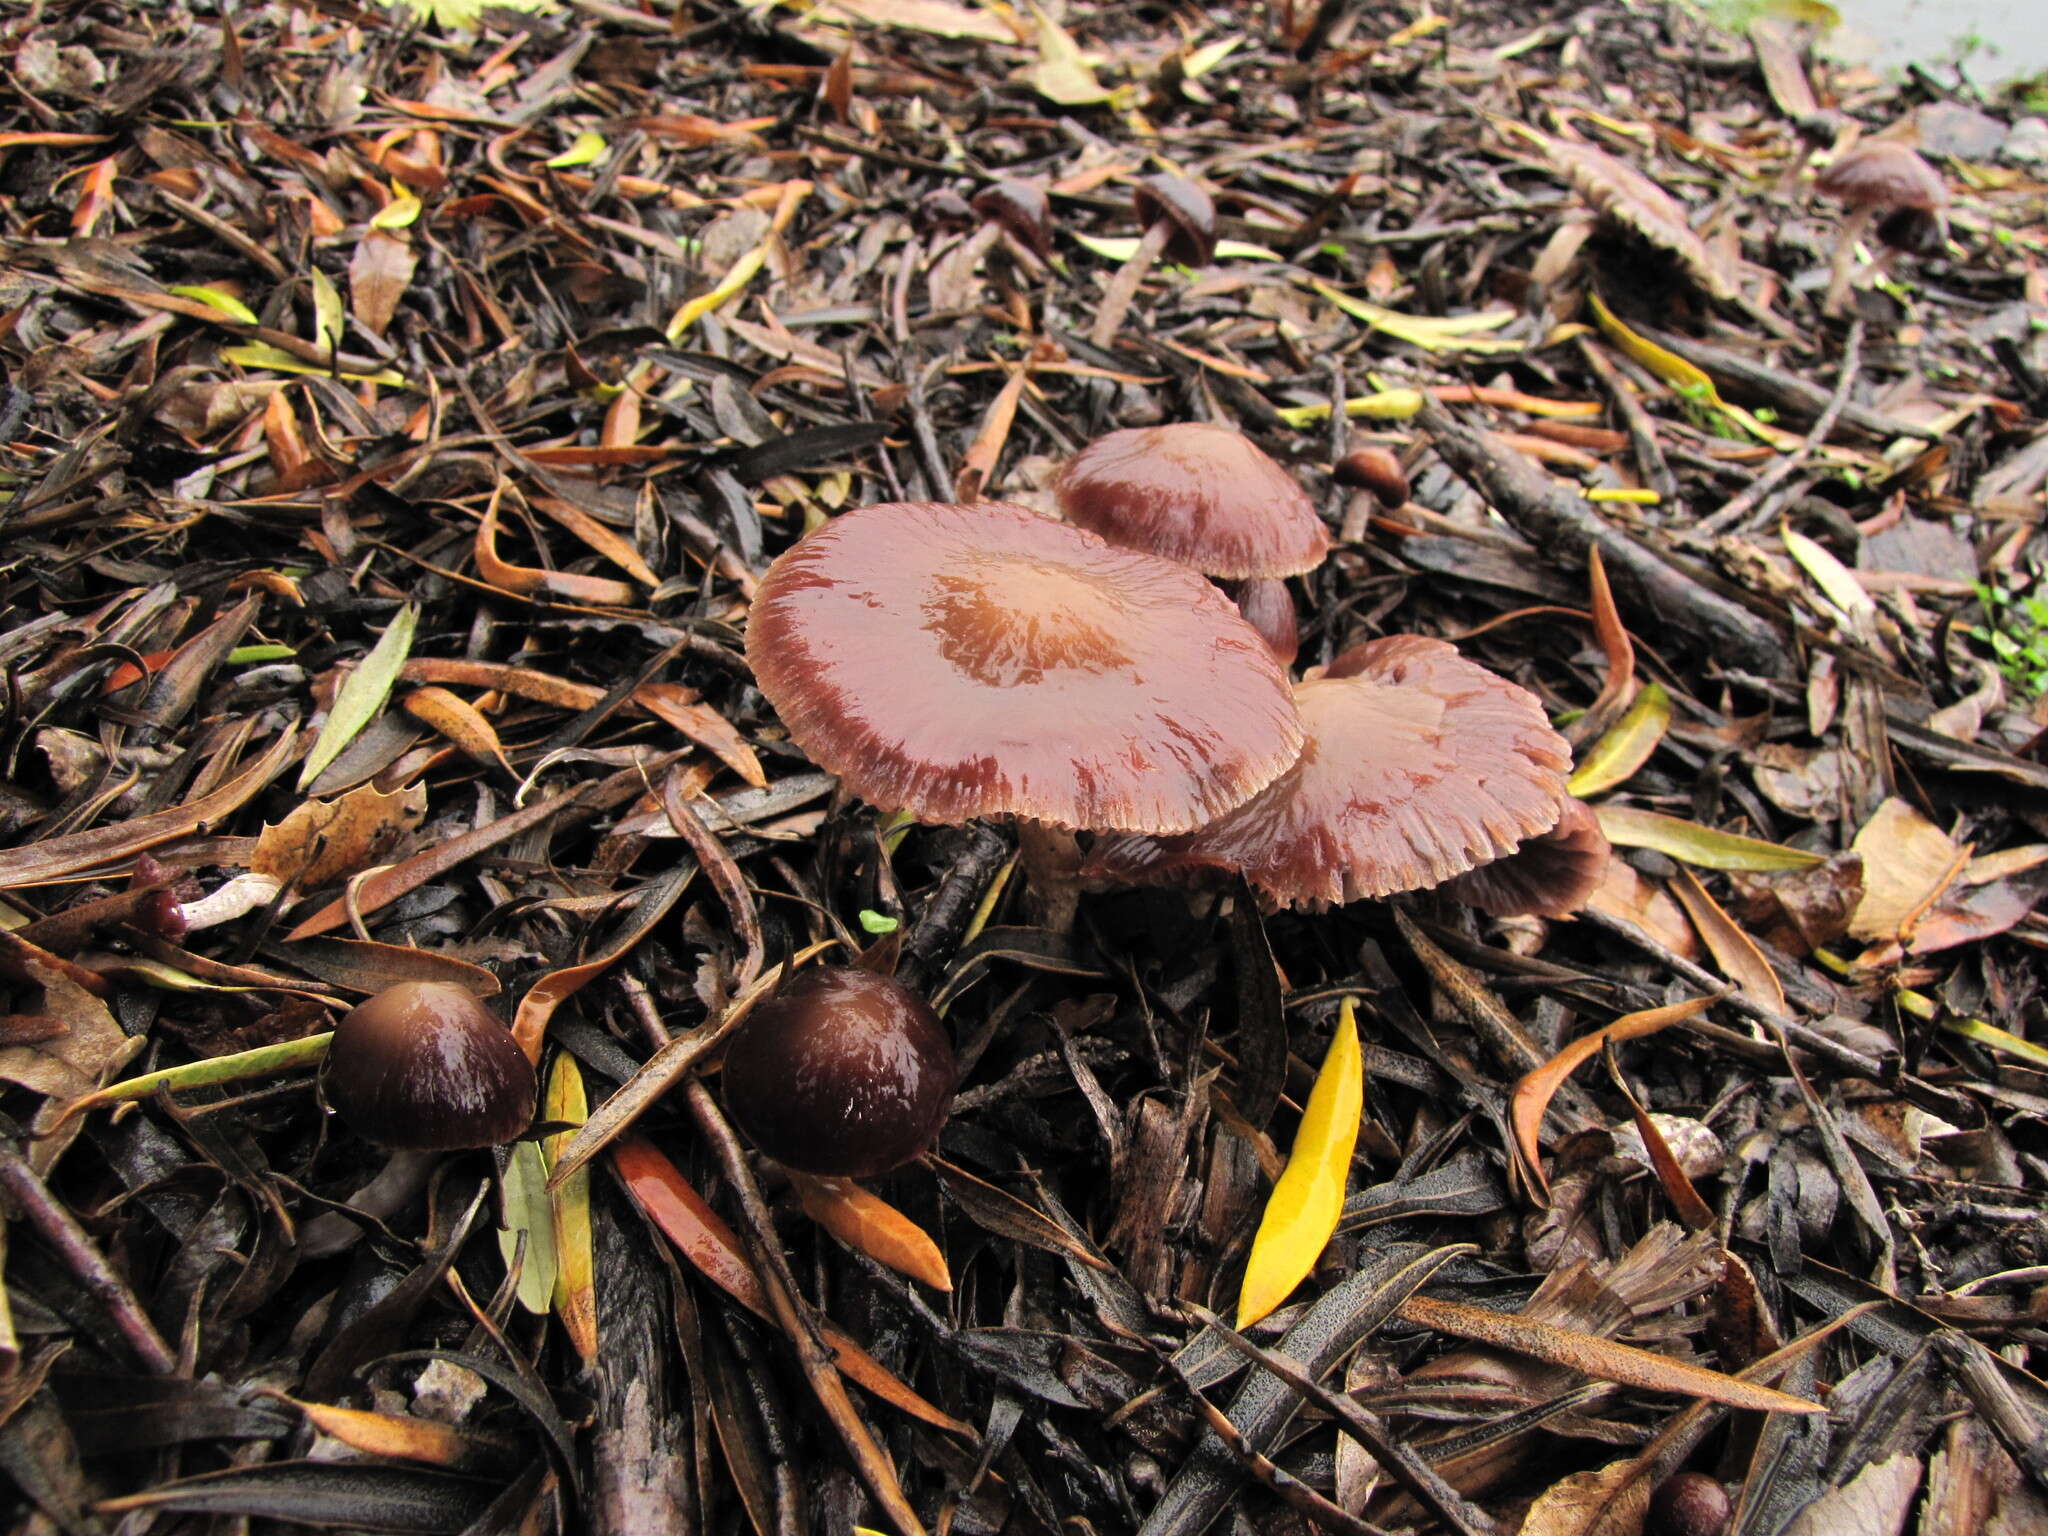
left=94, top=1460, right=496, bottom=1531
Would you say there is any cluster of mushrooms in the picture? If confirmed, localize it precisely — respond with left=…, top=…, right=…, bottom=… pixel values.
left=308, top=425, right=1618, bottom=1194
left=746, top=421, right=1610, bottom=923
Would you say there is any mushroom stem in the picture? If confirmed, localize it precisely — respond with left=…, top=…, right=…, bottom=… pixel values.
left=1088, top=219, right=1174, bottom=350
left=175, top=871, right=284, bottom=932
left=1339, top=490, right=1377, bottom=544
left=1823, top=204, right=1878, bottom=316
left=1016, top=820, right=1085, bottom=935
left=298, top=1147, right=438, bottom=1258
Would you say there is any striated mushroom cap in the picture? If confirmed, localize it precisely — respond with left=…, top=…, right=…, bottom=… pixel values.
left=1815, top=141, right=1947, bottom=212
left=1443, top=796, right=1610, bottom=918
left=323, top=982, right=536, bottom=1151
left=1055, top=423, right=1332, bottom=580
left=722, top=967, right=955, bottom=1178
left=1133, top=173, right=1217, bottom=265
left=746, top=501, right=1304, bottom=833
left=1090, top=636, right=1572, bottom=908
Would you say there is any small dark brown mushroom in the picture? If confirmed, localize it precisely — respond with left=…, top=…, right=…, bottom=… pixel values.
left=323, top=982, right=536, bottom=1151
left=1442, top=796, right=1609, bottom=918
left=1334, top=447, right=1413, bottom=541
left=1090, top=172, right=1217, bottom=348
left=1647, top=1472, right=1731, bottom=1536
left=722, top=967, right=955, bottom=1178
left=1055, top=423, right=1332, bottom=580
left=970, top=178, right=1055, bottom=264
left=1814, top=140, right=1947, bottom=314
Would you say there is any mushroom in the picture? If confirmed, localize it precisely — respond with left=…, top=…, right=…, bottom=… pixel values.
left=1333, top=446, right=1411, bottom=542
left=1055, top=422, right=1332, bottom=581
left=928, top=178, right=1056, bottom=310
left=1647, top=1472, right=1731, bottom=1536
left=1234, top=577, right=1299, bottom=667
left=1441, top=796, right=1609, bottom=918
left=744, top=499, right=1304, bottom=927
left=1089, top=172, right=1217, bottom=349
left=303, top=981, right=536, bottom=1256
left=1088, top=636, right=1571, bottom=908
left=721, top=966, right=955, bottom=1178
left=1814, top=140, right=1947, bottom=315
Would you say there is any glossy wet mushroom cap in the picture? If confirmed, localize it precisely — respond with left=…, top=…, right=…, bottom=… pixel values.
left=1090, top=636, right=1572, bottom=908
left=971, top=178, right=1055, bottom=261
left=1055, top=423, right=1332, bottom=580
left=323, top=982, right=537, bottom=1151
left=1334, top=447, right=1410, bottom=509
left=1442, top=795, right=1609, bottom=918
left=1815, top=141, right=1947, bottom=213
left=1133, top=173, right=1217, bottom=265
left=746, top=500, right=1304, bottom=833
left=721, top=967, right=955, bottom=1178
left=1646, top=1472, right=1731, bottom=1536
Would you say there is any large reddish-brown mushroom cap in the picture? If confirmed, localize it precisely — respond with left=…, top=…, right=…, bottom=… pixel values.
left=322, top=982, right=537, bottom=1151
left=746, top=501, right=1305, bottom=833
left=1442, top=796, right=1610, bottom=918
left=1815, top=141, right=1947, bottom=212
left=1091, top=636, right=1572, bottom=907
left=1055, top=423, right=1332, bottom=580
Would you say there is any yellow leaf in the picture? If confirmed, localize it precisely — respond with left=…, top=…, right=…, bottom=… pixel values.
left=222, top=342, right=408, bottom=388
left=1275, top=391, right=1426, bottom=427
left=1567, top=682, right=1670, bottom=797
left=1312, top=282, right=1522, bottom=353
left=1237, top=998, right=1363, bottom=1327
left=376, top=0, right=560, bottom=25
left=370, top=194, right=420, bottom=231
left=1587, top=293, right=1799, bottom=449
left=544, top=131, right=608, bottom=170
left=1782, top=525, right=1875, bottom=623
left=1074, top=233, right=1283, bottom=263
left=1595, top=805, right=1823, bottom=872
left=167, top=285, right=259, bottom=324
left=544, top=1055, right=598, bottom=1362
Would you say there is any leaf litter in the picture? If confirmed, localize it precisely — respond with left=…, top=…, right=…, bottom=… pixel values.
left=1, top=0, right=2047, bottom=1533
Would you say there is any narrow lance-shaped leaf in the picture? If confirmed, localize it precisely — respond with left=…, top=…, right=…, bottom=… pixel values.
left=300, top=604, right=418, bottom=790
left=1509, top=995, right=1720, bottom=1203
left=1238, top=997, right=1364, bottom=1328
left=496, top=1141, right=557, bottom=1314
left=1569, top=682, right=1671, bottom=797
left=543, top=1055, right=598, bottom=1363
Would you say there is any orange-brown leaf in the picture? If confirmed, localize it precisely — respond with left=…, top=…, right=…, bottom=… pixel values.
left=793, top=1172, right=952, bottom=1291
left=348, top=229, right=416, bottom=339
left=400, top=687, right=513, bottom=774
left=1669, top=867, right=1786, bottom=1016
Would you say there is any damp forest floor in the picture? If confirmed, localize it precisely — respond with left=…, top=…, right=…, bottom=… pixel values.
left=3, top=2, right=2048, bottom=1534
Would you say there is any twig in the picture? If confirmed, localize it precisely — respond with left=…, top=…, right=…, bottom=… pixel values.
left=1414, top=398, right=1790, bottom=676
left=0, top=1137, right=177, bottom=1375
left=1693, top=319, right=1863, bottom=539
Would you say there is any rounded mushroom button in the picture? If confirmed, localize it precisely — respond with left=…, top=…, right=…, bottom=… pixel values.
left=721, top=967, right=956, bottom=1178
left=322, top=982, right=537, bottom=1151
left=1647, top=1472, right=1731, bottom=1536
left=1334, top=448, right=1411, bottom=510
left=970, top=178, right=1054, bottom=261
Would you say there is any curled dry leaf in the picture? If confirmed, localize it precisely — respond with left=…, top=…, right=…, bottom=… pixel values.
left=253, top=781, right=428, bottom=891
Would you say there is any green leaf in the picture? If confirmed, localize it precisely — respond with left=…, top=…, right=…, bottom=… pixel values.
left=299, top=604, right=418, bottom=790
left=498, top=1140, right=558, bottom=1314
left=858, top=909, right=900, bottom=935
left=169, top=285, right=260, bottom=324
left=223, top=342, right=408, bottom=388
left=309, top=266, right=346, bottom=354
left=229, top=643, right=297, bottom=664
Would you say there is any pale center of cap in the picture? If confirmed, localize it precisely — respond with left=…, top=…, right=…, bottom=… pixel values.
left=923, top=555, right=1134, bottom=687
